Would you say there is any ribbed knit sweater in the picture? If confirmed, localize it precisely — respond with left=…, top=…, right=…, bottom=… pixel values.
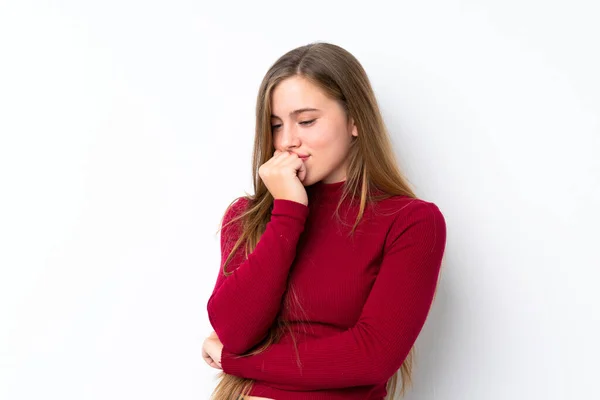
left=207, top=179, right=447, bottom=399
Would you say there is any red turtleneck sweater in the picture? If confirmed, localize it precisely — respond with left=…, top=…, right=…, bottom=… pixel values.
left=207, top=179, right=447, bottom=399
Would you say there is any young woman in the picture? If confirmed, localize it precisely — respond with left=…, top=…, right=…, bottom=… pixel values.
left=202, top=42, right=447, bottom=400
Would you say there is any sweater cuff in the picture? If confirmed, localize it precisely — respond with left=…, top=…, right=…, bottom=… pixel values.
left=220, top=348, right=246, bottom=377
left=272, top=199, right=309, bottom=221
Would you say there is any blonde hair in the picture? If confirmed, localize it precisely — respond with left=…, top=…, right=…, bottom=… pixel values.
left=211, top=41, right=422, bottom=399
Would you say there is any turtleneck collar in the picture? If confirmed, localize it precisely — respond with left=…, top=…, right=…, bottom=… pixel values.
left=306, top=179, right=346, bottom=205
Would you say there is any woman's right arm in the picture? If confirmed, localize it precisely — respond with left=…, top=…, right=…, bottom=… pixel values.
left=206, top=197, right=309, bottom=354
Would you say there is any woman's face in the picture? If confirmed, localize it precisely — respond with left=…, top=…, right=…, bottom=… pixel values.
left=270, top=75, right=358, bottom=186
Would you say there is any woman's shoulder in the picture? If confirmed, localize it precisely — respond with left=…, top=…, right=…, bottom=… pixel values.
left=220, top=196, right=253, bottom=235
left=371, top=194, right=445, bottom=223
left=223, top=196, right=251, bottom=219
left=374, top=195, right=446, bottom=255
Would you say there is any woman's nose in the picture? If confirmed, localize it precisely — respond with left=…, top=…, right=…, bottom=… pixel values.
left=280, top=126, right=300, bottom=147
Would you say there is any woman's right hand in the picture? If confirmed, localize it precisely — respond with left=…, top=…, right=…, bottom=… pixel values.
left=202, top=335, right=223, bottom=370
left=259, top=150, right=308, bottom=206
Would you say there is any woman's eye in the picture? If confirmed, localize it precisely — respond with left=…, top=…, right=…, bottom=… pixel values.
left=271, top=119, right=315, bottom=131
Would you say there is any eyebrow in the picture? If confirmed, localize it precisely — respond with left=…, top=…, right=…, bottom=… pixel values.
left=271, top=108, right=320, bottom=119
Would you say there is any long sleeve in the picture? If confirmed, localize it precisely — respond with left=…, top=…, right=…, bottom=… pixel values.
left=220, top=201, right=447, bottom=390
left=207, top=197, right=310, bottom=354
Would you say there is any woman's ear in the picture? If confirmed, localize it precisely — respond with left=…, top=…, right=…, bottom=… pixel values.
left=349, top=117, right=358, bottom=137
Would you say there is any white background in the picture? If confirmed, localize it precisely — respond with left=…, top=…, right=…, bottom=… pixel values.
left=1, top=1, right=598, bottom=399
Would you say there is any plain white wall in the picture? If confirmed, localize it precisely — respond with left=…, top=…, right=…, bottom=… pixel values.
left=1, top=1, right=598, bottom=399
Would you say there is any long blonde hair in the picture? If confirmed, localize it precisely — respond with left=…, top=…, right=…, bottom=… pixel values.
left=211, top=41, right=422, bottom=399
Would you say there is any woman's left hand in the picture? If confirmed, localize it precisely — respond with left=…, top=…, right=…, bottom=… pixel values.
left=202, top=331, right=223, bottom=369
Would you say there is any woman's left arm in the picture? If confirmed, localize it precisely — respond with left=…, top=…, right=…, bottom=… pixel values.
left=220, top=201, right=447, bottom=390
